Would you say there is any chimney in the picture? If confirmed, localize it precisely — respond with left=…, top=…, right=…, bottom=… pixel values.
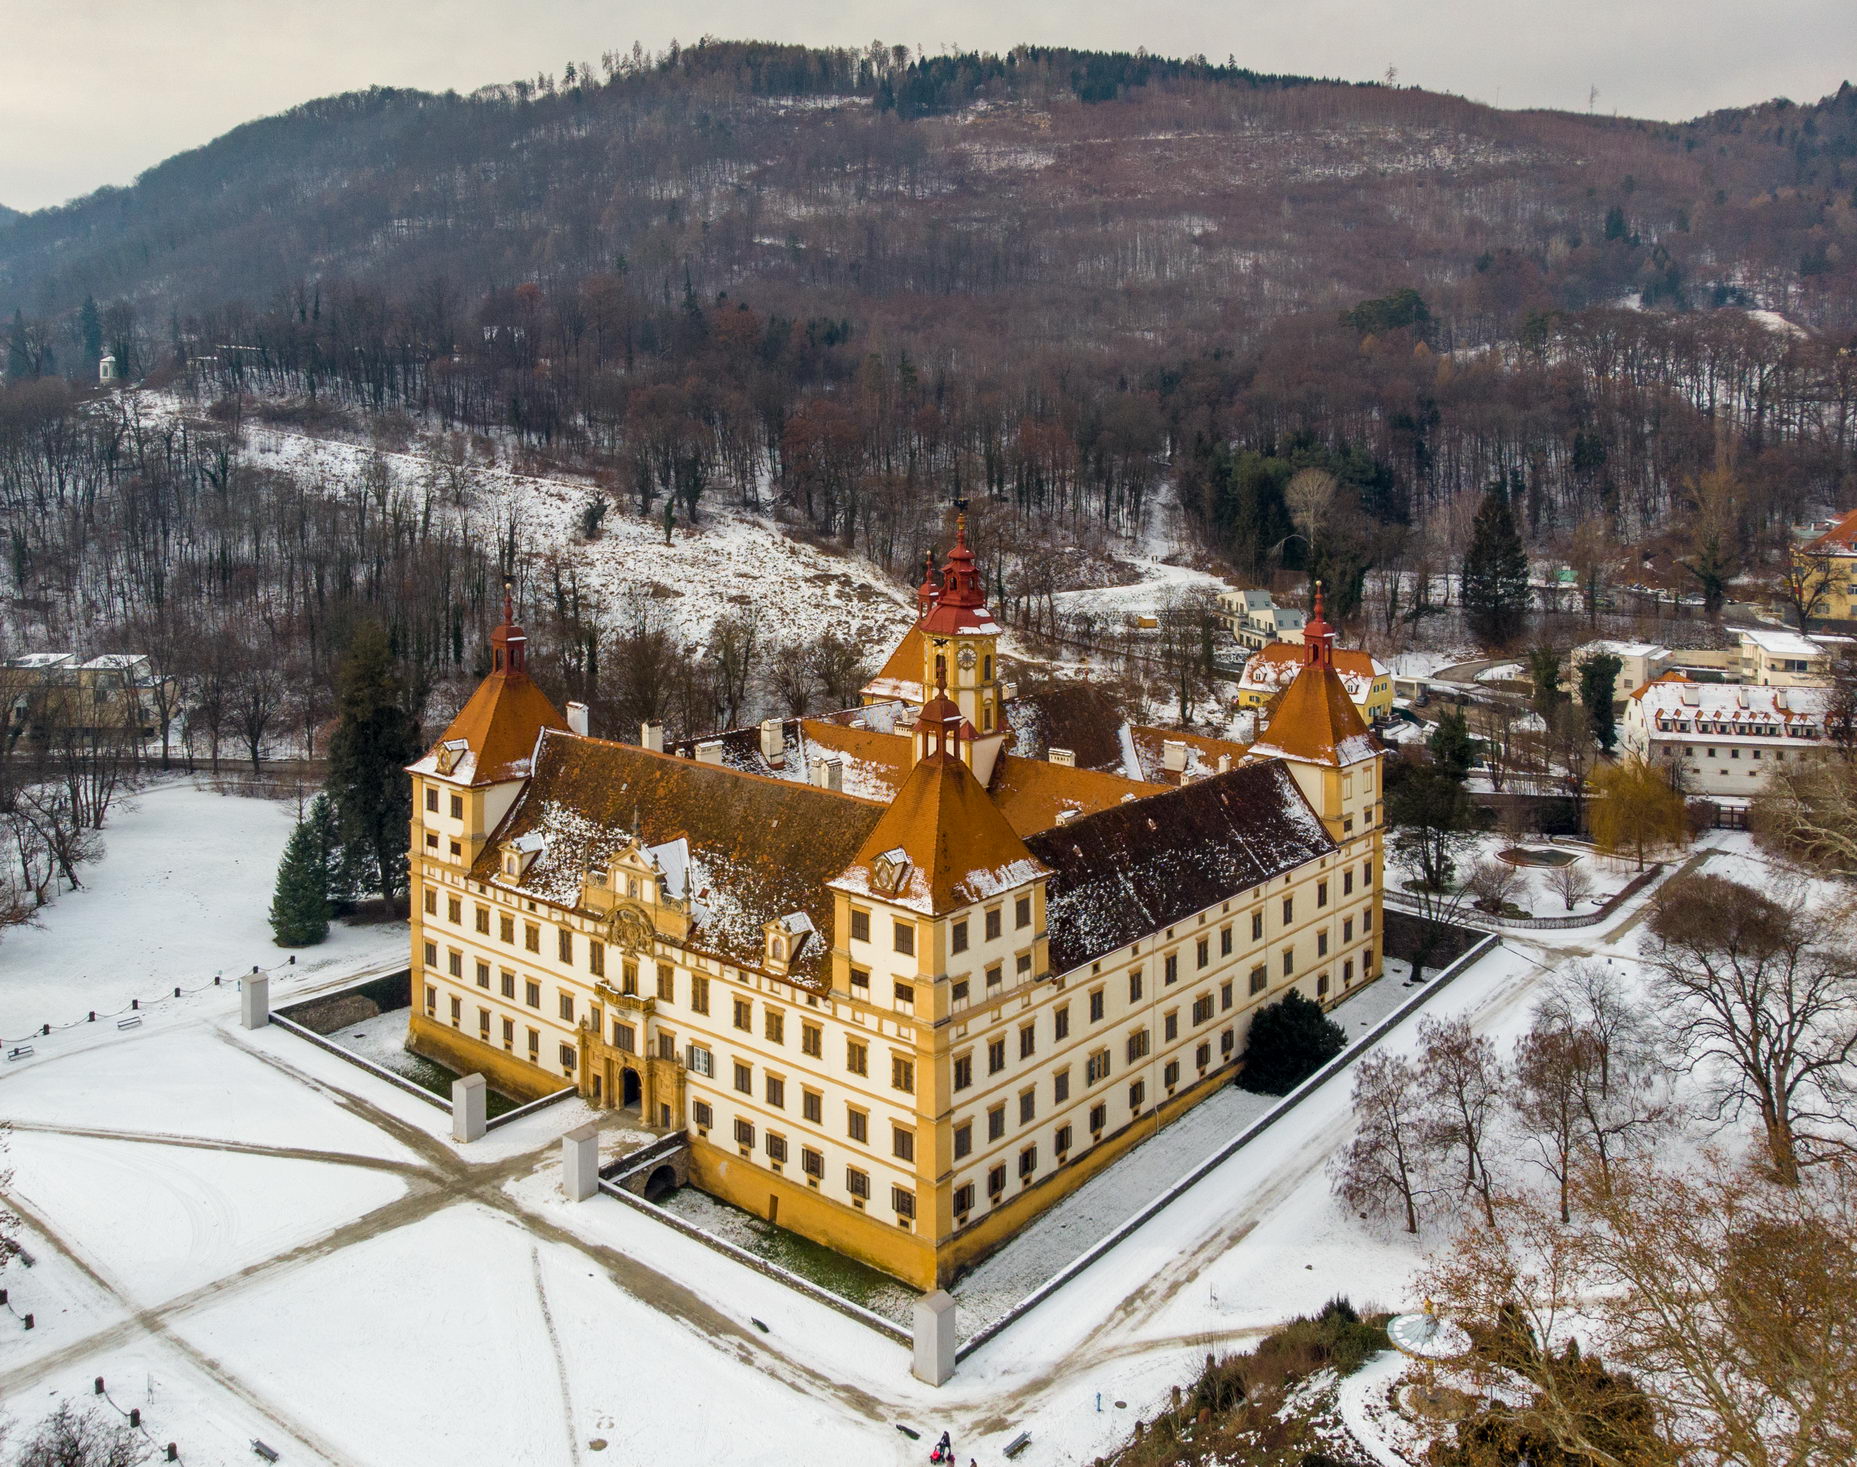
left=1163, top=739, right=1188, bottom=774
left=813, top=755, right=843, bottom=791
left=760, top=718, right=785, bottom=764
left=695, top=740, right=725, bottom=766
left=640, top=720, right=665, bottom=753
left=1056, top=806, right=1079, bottom=824
left=566, top=701, right=589, bottom=737
left=1216, top=754, right=1232, bottom=774
left=1048, top=747, right=1076, bottom=768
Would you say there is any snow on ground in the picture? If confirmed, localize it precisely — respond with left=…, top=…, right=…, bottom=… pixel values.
left=0, top=781, right=405, bottom=1040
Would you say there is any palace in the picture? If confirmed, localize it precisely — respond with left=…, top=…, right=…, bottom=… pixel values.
left=405, top=522, right=1385, bottom=1289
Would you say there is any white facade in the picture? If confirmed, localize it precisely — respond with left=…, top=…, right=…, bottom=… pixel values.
left=1622, top=678, right=1829, bottom=800
left=1218, top=589, right=1306, bottom=651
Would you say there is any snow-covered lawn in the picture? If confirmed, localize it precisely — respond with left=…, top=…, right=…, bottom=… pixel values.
left=0, top=782, right=405, bottom=1040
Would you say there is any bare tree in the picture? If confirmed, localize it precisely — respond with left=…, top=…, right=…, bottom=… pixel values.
left=17, top=785, right=102, bottom=891
left=807, top=631, right=869, bottom=711
left=708, top=611, right=762, bottom=730
left=1331, top=1050, right=1438, bottom=1233
left=1417, top=1016, right=1506, bottom=1224
left=1751, top=754, right=1857, bottom=877
left=1464, top=855, right=1523, bottom=915
left=763, top=642, right=816, bottom=718
left=1547, top=859, right=1596, bottom=912
left=12, top=1401, right=150, bottom=1467
left=1512, top=1013, right=1591, bottom=1223
left=1643, top=873, right=1857, bottom=1184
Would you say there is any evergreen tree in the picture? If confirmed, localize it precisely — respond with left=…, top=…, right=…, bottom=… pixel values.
left=1527, top=647, right=1566, bottom=722
left=1580, top=652, right=1622, bottom=753
left=78, top=296, right=103, bottom=369
left=5, top=310, right=29, bottom=380
left=325, top=622, right=420, bottom=905
left=1461, top=483, right=1531, bottom=648
left=1428, top=707, right=1478, bottom=784
left=305, top=792, right=363, bottom=913
left=269, top=819, right=330, bottom=946
left=1238, top=991, right=1347, bottom=1096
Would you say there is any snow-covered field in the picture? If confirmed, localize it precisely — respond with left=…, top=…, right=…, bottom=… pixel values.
left=0, top=781, right=405, bottom=1042
left=0, top=781, right=1728, bottom=1465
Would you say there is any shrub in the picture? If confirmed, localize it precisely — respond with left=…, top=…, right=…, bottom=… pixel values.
left=1238, top=991, right=1347, bottom=1096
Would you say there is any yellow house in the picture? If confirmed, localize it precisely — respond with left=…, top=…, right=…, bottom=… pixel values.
left=1237, top=641, right=1393, bottom=723
left=1794, top=508, right=1857, bottom=623
left=406, top=535, right=1384, bottom=1291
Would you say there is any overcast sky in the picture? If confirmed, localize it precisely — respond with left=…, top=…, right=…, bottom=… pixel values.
left=4, top=1, right=1852, bottom=211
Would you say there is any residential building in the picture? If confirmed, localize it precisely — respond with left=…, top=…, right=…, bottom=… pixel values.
left=1621, top=673, right=1828, bottom=801
left=1236, top=641, right=1393, bottom=723
left=1217, top=589, right=1307, bottom=651
left=0, top=651, right=169, bottom=746
left=406, top=541, right=1384, bottom=1291
left=1794, top=508, right=1857, bottom=623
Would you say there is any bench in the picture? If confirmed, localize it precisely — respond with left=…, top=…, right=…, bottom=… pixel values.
left=1004, top=1432, right=1032, bottom=1458
left=117, top=1017, right=142, bottom=1030
left=5, top=1045, right=33, bottom=1061
left=251, top=1441, right=279, bottom=1463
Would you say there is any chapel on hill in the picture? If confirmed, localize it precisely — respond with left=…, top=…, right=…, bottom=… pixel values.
left=406, top=522, right=1384, bottom=1289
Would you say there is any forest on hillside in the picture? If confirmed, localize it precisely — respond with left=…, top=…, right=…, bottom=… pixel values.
left=0, top=39, right=1854, bottom=734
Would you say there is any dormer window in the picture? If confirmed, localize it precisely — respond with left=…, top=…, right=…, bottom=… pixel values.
left=871, top=847, right=911, bottom=896
left=434, top=738, right=468, bottom=776
left=504, top=854, right=521, bottom=877
left=763, top=912, right=815, bottom=973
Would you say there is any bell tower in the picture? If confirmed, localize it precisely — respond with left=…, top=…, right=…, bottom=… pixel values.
left=919, top=508, right=1005, bottom=779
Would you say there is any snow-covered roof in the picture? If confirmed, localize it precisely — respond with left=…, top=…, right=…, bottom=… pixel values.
left=1738, top=626, right=1822, bottom=658
left=1628, top=677, right=1826, bottom=738
left=1574, top=639, right=1666, bottom=660
left=1238, top=642, right=1387, bottom=703
left=6, top=652, right=75, bottom=669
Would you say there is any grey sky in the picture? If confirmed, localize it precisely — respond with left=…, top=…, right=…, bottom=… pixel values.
left=4, top=1, right=1852, bottom=211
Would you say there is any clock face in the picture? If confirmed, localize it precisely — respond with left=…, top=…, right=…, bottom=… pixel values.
left=958, top=646, right=977, bottom=670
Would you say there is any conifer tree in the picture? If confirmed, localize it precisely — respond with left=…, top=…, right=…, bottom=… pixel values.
left=1238, top=990, right=1347, bottom=1096
left=1428, top=706, right=1478, bottom=784
left=269, top=819, right=330, bottom=946
left=1580, top=652, right=1622, bottom=753
left=78, top=296, right=103, bottom=369
left=325, top=622, right=420, bottom=905
left=305, top=792, right=362, bottom=913
left=1461, top=482, right=1531, bottom=648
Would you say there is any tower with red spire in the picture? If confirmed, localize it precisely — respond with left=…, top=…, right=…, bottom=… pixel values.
left=1302, top=582, right=1336, bottom=668
left=913, top=507, right=1007, bottom=782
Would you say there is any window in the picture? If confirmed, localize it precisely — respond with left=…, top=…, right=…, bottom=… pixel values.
left=447, top=896, right=461, bottom=924
left=613, top=1022, right=636, bottom=1053
left=1282, top=949, right=1294, bottom=977
left=1128, top=969, right=1143, bottom=1003
left=1089, top=988, right=1106, bottom=1023
left=765, top=1009, right=785, bottom=1044
left=987, top=1105, right=1006, bottom=1142
left=1018, top=1089, right=1036, bottom=1125
left=448, top=995, right=461, bottom=1025
left=893, top=1186, right=916, bottom=1221
left=952, top=979, right=969, bottom=1006
left=733, top=1062, right=752, bottom=1095
left=1318, top=931, right=1329, bottom=957
left=1164, top=953, right=1179, bottom=985
left=1317, top=972, right=1330, bottom=997
left=447, top=950, right=463, bottom=977
left=1196, top=937, right=1209, bottom=969
left=849, top=908, right=870, bottom=943
left=987, top=1163, right=1006, bottom=1198
left=686, top=1044, right=713, bottom=1078
left=850, top=968, right=870, bottom=995
left=1221, top=979, right=1234, bottom=1009
left=1053, top=1067, right=1071, bottom=1103
left=894, top=981, right=914, bottom=1009
left=734, top=1118, right=755, bottom=1149
left=524, top=922, right=540, bottom=953
left=476, top=905, right=491, bottom=934
left=1019, top=1024, right=1036, bottom=1060
left=847, top=1167, right=870, bottom=1200
left=1251, top=910, right=1263, bottom=941
left=1089, top=1102, right=1107, bottom=1133
left=501, top=970, right=516, bottom=999
left=764, top=1132, right=788, bottom=1164
left=802, top=1087, right=822, bottom=1124
left=1362, top=909, right=1373, bottom=933
left=892, top=1125, right=915, bottom=1162
left=802, top=1147, right=824, bottom=1180
left=657, top=963, right=675, bottom=1001
left=847, top=1039, right=868, bottom=1076
left=423, top=941, right=439, bottom=970
left=986, top=963, right=1003, bottom=990
left=985, top=907, right=1002, bottom=941
left=691, top=974, right=709, bottom=1014
left=1163, top=1060, right=1180, bottom=1088
left=1220, top=925, right=1233, bottom=957
left=1221, top=1028, right=1236, bottom=1056
left=527, top=1027, right=539, bottom=1059
left=499, top=914, right=515, bottom=945
left=1086, top=1049, right=1111, bottom=1085
left=424, top=788, right=438, bottom=813
left=1126, top=1028, right=1150, bottom=1063
left=1317, top=880, right=1328, bottom=908
left=953, top=1181, right=974, bottom=1214
left=892, top=1055, right=915, bottom=1093
left=1018, top=1146, right=1037, bottom=1180
left=1193, top=994, right=1214, bottom=1025
left=893, top=920, right=915, bottom=956
left=525, top=980, right=541, bottom=1009
left=765, top=1075, right=785, bottom=1109
left=1055, top=1123, right=1073, bottom=1155
left=1016, top=952, right=1033, bottom=981
left=560, top=1044, right=577, bottom=1071
left=988, top=1037, right=1007, bottom=1074
left=1344, top=917, right=1354, bottom=943
left=1053, top=1004, right=1070, bottom=1041
left=1197, top=1041, right=1211, bottom=1069
left=1129, top=1080, right=1146, bottom=1112
left=733, top=999, right=752, bottom=1032
left=847, top=1107, right=869, bottom=1143
left=954, top=1054, right=973, bottom=1091
left=953, top=1120, right=974, bottom=1159
left=1282, top=897, right=1294, bottom=924
left=587, top=939, right=604, bottom=977
left=558, top=993, right=574, bottom=1022
left=801, top=1022, right=822, bottom=1058
left=557, top=929, right=573, bottom=964
left=1343, top=869, right=1354, bottom=896
left=502, top=1017, right=514, bottom=1048
left=951, top=918, right=968, bottom=954
left=1164, top=1011, right=1179, bottom=1042
left=1015, top=894, right=1032, bottom=929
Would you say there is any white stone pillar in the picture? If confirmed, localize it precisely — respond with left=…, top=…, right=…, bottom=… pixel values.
left=239, top=973, right=270, bottom=1030
left=452, top=1073, right=487, bottom=1143
left=562, top=1123, right=600, bottom=1201
left=912, top=1290, right=957, bottom=1386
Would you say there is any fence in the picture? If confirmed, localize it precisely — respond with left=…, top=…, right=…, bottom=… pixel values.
left=1386, top=860, right=1666, bottom=933
left=953, top=928, right=1501, bottom=1361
